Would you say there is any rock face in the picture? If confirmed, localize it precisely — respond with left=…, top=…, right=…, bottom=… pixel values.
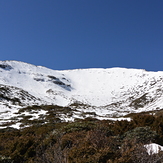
left=1, top=60, right=163, bottom=128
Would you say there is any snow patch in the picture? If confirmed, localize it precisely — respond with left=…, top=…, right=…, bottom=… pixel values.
left=144, top=143, right=163, bottom=155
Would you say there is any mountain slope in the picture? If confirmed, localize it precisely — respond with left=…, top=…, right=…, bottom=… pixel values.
left=1, top=60, right=163, bottom=128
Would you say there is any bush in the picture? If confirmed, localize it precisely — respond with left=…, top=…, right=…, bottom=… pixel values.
left=63, top=121, right=95, bottom=133
left=122, top=126, right=158, bottom=144
left=133, top=114, right=155, bottom=127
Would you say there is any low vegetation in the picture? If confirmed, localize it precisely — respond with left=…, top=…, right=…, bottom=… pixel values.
left=1, top=109, right=163, bottom=163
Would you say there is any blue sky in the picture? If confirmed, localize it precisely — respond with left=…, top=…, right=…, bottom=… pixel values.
left=0, top=0, right=163, bottom=71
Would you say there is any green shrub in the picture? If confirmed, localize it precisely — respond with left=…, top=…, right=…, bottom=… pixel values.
left=122, top=126, right=158, bottom=144
left=63, top=121, right=95, bottom=133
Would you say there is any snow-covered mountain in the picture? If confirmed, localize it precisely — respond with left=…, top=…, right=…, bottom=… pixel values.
left=1, top=60, right=163, bottom=128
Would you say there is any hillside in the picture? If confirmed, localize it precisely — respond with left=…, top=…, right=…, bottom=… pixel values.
left=1, top=61, right=163, bottom=162
left=1, top=60, right=163, bottom=128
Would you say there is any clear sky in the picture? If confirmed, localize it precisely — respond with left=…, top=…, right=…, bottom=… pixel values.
left=0, top=0, right=163, bottom=71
